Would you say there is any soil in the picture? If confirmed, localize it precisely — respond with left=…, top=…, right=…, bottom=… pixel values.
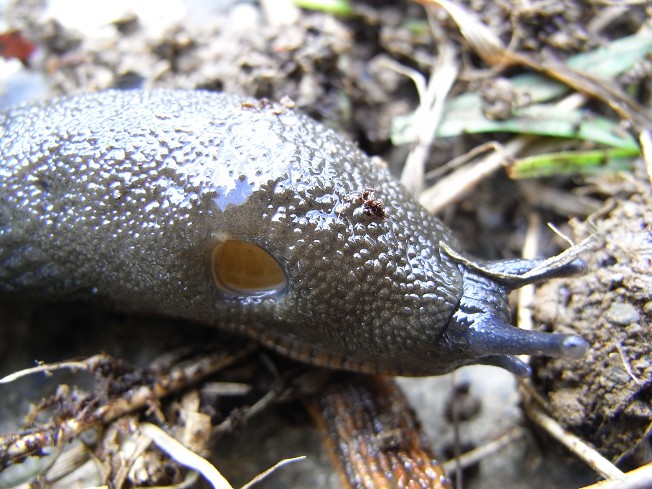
left=532, top=163, right=652, bottom=464
left=0, top=0, right=650, bottom=488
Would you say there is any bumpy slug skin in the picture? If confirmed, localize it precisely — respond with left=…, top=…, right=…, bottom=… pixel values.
left=0, top=90, right=587, bottom=376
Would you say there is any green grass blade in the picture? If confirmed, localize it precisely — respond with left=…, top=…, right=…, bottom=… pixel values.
left=508, top=147, right=639, bottom=179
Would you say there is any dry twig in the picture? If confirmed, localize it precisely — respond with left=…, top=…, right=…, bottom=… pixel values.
left=579, top=462, right=652, bottom=489
left=524, top=402, right=623, bottom=480
left=0, top=346, right=255, bottom=471
left=442, top=426, right=526, bottom=474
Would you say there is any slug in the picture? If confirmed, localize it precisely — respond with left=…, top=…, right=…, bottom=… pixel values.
left=0, top=89, right=588, bottom=376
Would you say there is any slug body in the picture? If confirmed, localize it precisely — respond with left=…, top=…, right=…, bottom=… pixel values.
left=0, top=90, right=587, bottom=376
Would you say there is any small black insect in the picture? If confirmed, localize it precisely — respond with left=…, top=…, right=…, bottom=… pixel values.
left=353, top=188, right=387, bottom=220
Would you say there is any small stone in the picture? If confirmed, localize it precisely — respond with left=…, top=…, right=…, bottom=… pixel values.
left=605, top=302, right=640, bottom=326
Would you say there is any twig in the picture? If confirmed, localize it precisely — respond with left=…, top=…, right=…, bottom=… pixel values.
left=579, top=462, right=652, bottom=489
left=140, top=422, right=233, bottom=489
left=240, top=456, right=306, bottom=489
left=641, top=129, right=652, bottom=183
left=378, top=59, right=427, bottom=103
left=0, top=346, right=255, bottom=469
left=442, top=426, right=526, bottom=474
left=419, top=137, right=527, bottom=213
left=389, top=11, right=459, bottom=197
left=41, top=440, right=92, bottom=484
left=424, top=141, right=502, bottom=181
left=141, top=422, right=306, bottom=489
left=613, top=341, right=643, bottom=385
left=0, top=360, right=89, bottom=384
left=213, top=384, right=283, bottom=436
left=115, top=420, right=154, bottom=489
left=524, top=402, right=624, bottom=480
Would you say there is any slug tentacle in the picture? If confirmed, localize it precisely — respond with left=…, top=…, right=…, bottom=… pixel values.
left=439, top=259, right=589, bottom=376
left=465, top=317, right=589, bottom=360
left=0, top=89, right=588, bottom=376
left=482, top=257, right=586, bottom=286
left=441, top=241, right=587, bottom=287
left=462, top=317, right=587, bottom=376
left=478, top=355, right=532, bottom=377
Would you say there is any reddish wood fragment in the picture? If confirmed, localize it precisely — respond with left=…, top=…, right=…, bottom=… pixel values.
left=0, top=31, right=36, bottom=64
left=307, top=374, right=452, bottom=489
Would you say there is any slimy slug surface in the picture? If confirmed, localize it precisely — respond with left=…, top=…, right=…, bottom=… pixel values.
left=0, top=89, right=588, bottom=376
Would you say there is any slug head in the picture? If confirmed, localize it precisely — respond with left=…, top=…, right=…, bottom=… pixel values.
left=208, top=205, right=588, bottom=377
left=434, top=257, right=588, bottom=376
left=196, top=97, right=588, bottom=376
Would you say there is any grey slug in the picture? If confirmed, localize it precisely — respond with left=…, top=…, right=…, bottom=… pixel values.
left=0, top=89, right=588, bottom=376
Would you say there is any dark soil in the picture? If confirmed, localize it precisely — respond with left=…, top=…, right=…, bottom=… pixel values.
left=532, top=162, right=652, bottom=463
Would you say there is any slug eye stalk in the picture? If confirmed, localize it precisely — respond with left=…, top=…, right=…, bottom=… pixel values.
left=441, top=255, right=589, bottom=376
left=463, top=316, right=588, bottom=376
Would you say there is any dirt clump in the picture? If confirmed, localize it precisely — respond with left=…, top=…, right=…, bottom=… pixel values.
left=532, top=165, right=652, bottom=462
